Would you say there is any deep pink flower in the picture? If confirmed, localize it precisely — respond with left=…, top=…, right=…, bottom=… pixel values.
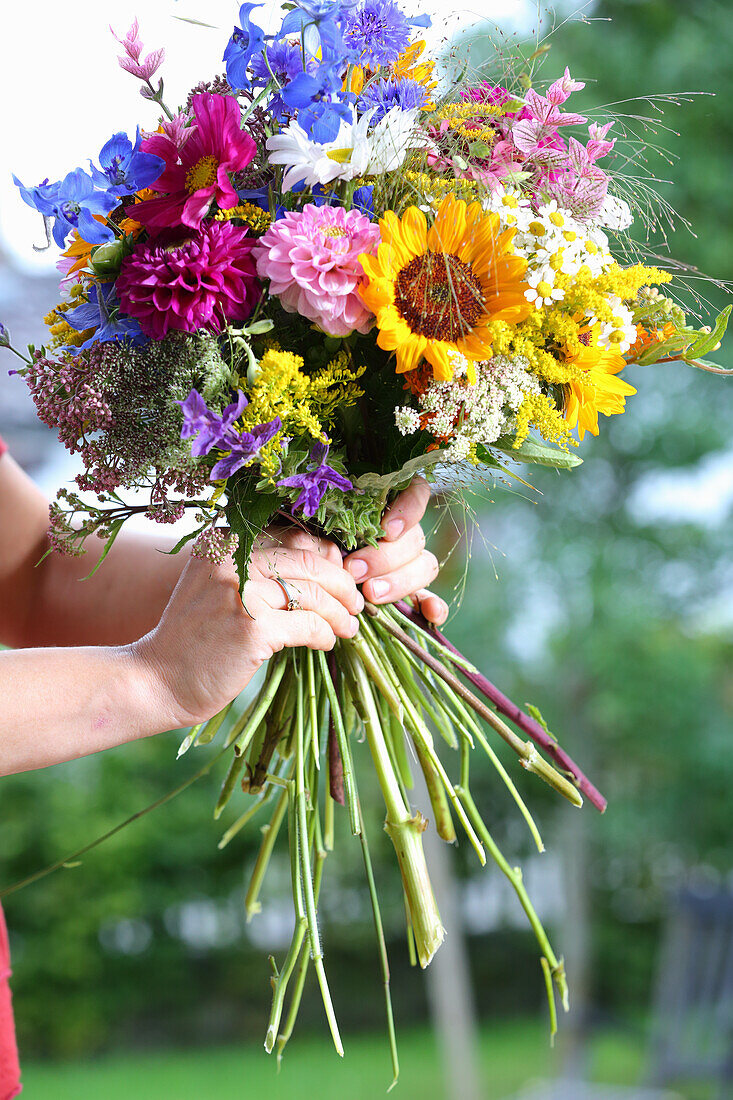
left=254, top=204, right=381, bottom=337
left=116, top=220, right=261, bottom=340
left=132, top=93, right=257, bottom=233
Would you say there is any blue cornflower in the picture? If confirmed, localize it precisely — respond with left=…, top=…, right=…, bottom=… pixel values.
left=210, top=418, right=282, bottom=479
left=344, top=0, right=430, bottom=67
left=178, top=389, right=249, bottom=457
left=13, top=168, right=117, bottom=249
left=278, top=442, right=353, bottom=518
left=223, top=2, right=267, bottom=91
left=358, top=77, right=428, bottom=124
left=64, top=282, right=145, bottom=352
left=88, top=129, right=164, bottom=198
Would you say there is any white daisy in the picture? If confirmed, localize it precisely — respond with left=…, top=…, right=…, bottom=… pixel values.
left=266, top=107, right=422, bottom=193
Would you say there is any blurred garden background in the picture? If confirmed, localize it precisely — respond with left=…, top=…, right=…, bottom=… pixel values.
left=2, top=0, right=733, bottom=1096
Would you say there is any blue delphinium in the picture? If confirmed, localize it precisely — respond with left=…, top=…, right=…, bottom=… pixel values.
left=223, top=2, right=267, bottom=91
left=278, top=442, right=353, bottom=518
left=358, top=77, right=428, bottom=124
left=344, top=0, right=430, bottom=67
left=89, top=129, right=164, bottom=198
left=250, top=41, right=315, bottom=118
left=64, top=282, right=145, bottom=352
left=13, top=168, right=117, bottom=249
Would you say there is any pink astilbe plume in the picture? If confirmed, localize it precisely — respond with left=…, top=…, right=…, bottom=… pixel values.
left=254, top=205, right=381, bottom=337
left=111, top=19, right=165, bottom=82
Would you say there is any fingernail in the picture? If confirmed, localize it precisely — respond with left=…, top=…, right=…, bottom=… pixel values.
left=355, top=591, right=365, bottom=613
left=385, top=518, right=404, bottom=539
left=349, top=616, right=360, bottom=636
left=347, top=558, right=368, bottom=580
left=371, top=578, right=390, bottom=599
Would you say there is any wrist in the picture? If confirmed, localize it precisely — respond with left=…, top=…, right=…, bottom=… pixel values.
left=121, top=637, right=187, bottom=735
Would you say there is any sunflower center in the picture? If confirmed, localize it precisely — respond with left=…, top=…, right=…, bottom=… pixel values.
left=186, top=155, right=219, bottom=193
left=394, top=251, right=485, bottom=342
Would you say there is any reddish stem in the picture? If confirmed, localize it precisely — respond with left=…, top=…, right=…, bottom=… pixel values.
left=327, top=653, right=346, bottom=806
left=395, top=601, right=607, bottom=814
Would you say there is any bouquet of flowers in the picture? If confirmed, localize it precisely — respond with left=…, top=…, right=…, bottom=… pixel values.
left=5, top=0, right=730, bottom=1076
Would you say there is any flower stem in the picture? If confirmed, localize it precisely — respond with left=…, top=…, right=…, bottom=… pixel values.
left=394, top=601, right=606, bottom=812
left=369, top=606, right=583, bottom=808
left=456, top=782, right=569, bottom=1012
left=344, top=651, right=445, bottom=968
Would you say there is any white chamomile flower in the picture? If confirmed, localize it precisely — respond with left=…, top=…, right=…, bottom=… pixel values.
left=598, top=307, right=637, bottom=353
left=537, top=199, right=577, bottom=233
left=267, top=107, right=422, bottom=192
left=524, top=267, right=565, bottom=309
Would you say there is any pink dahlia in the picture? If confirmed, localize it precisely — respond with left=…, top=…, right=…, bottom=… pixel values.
left=253, top=204, right=381, bottom=337
left=116, top=220, right=260, bottom=339
left=133, top=93, right=256, bottom=233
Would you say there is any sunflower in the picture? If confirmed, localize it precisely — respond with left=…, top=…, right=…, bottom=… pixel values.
left=563, top=328, right=637, bottom=439
left=359, top=194, right=531, bottom=382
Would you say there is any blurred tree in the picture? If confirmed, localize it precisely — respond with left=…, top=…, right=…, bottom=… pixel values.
left=2, top=0, right=733, bottom=1062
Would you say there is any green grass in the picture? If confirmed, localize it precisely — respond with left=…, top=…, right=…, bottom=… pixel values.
left=19, top=1018, right=650, bottom=1100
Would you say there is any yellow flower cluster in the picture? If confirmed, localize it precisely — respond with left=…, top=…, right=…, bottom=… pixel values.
left=240, top=348, right=365, bottom=477
left=432, top=101, right=503, bottom=138
left=43, top=285, right=92, bottom=350
left=514, top=392, right=576, bottom=450
left=215, top=203, right=272, bottom=234
left=401, top=170, right=479, bottom=205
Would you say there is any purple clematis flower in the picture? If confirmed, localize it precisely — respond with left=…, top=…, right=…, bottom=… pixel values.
left=210, top=418, right=282, bottom=479
left=177, top=388, right=249, bottom=457
left=278, top=442, right=352, bottom=517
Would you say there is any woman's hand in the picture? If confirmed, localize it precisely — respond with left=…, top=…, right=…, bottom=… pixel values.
left=346, top=477, right=447, bottom=624
left=133, top=542, right=364, bottom=729
left=260, top=478, right=447, bottom=625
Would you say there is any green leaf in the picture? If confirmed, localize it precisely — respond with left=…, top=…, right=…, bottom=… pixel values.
left=352, top=450, right=447, bottom=493
left=636, top=334, right=692, bottom=365
left=467, top=140, right=492, bottom=159
left=492, top=435, right=583, bottom=469
left=685, top=304, right=732, bottom=359
left=158, top=528, right=203, bottom=557
left=226, top=477, right=281, bottom=591
left=80, top=520, right=124, bottom=580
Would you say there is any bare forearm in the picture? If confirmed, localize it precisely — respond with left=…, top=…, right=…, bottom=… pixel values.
left=25, top=530, right=188, bottom=647
left=0, top=645, right=177, bottom=775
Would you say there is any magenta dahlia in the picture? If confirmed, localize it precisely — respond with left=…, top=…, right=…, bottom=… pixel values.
left=116, top=220, right=260, bottom=339
left=253, top=204, right=381, bottom=337
left=133, top=92, right=256, bottom=233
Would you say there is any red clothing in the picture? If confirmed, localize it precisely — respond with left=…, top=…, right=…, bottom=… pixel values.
left=0, top=908, right=21, bottom=1099
left=0, top=433, right=21, bottom=1096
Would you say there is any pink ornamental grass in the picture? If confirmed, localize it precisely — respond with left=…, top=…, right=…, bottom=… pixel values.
left=254, top=205, right=381, bottom=337
left=116, top=220, right=260, bottom=339
left=111, top=19, right=165, bottom=82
